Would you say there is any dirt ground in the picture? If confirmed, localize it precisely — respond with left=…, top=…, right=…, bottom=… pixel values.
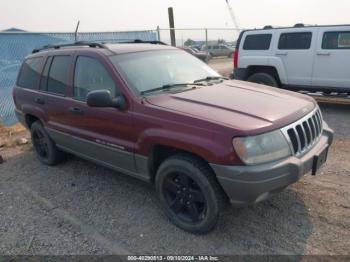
left=0, top=103, right=349, bottom=256
left=208, top=57, right=233, bottom=77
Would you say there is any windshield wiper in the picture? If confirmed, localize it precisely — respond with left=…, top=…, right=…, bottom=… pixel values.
left=193, top=76, right=228, bottom=83
left=140, top=82, right=205, bottom=95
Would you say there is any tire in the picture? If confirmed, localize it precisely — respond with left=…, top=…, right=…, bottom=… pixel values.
left=247, top=72, right=279, bottom=87
left=155, top=153, right=227, bottom=234
left=30, top=121, right=65, bottom=165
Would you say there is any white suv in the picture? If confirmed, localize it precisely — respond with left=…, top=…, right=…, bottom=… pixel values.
left=233, top=24, right=350, bottom=93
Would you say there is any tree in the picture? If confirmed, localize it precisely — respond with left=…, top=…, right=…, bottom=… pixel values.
left=184, top=38, right=196, bottom=47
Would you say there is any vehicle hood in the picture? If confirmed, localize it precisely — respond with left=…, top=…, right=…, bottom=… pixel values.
left=145, top=80, right=316, bottom=134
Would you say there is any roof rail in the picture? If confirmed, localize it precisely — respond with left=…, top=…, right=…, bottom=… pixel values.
left=32, top=41, right=107, bottom=53
left=124, top=39, right=167, bottom=45
left=32, top=39, right=167, bottom=53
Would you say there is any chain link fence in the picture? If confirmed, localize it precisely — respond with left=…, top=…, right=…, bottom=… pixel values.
left=156, top=27, right=240, bottom=48
left=0, top=30, right=157, bottom=126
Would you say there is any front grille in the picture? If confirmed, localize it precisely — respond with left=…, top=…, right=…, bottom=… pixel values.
left=281, top=108, right=323, bottom=156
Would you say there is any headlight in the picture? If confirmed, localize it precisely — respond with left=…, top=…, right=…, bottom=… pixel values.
left=232, top=130, right=292, bottom=165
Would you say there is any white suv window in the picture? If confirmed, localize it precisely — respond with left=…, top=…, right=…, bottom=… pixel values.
left=322, top=31, right=350, bottom=49
left=278, top=32, right=312, bottom=50
left=243, top=34, right=272, bottom=50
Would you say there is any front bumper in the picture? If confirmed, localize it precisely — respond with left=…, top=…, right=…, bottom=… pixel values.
left=210, top=125, right=334, bottom=207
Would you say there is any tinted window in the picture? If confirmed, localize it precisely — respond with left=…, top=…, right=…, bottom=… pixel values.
left=45, top=56, right=70, bottom=95
left=322, top=31, right=350, bottom=49
left=17, top=57, right=43, bottom=89
left=243, top=34, right=272, bottom=50
left=278, top=32, right=312, bottom=50
left=74, top=56, right=116, bottom=101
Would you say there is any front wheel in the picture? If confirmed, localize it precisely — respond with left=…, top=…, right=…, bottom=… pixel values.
left=247, top=72, right=279, bottom=87
left=156, top=154, right=227, bottom=234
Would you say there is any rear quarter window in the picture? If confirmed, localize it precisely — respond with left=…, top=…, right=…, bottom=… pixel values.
left=278, top=32, right=312, bottom=50
left=243, top=34, right=272, bottom=50
left=17, top=57, right=43, bottom=89
left=322, top=31, right=350, bottom=49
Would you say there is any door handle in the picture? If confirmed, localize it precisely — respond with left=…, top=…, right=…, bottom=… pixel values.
left=317, top=52, right=331, bottom=56
left=35, top=97, right=45, bottom=105
left=276, top=52, right=288, bottom=56
left=69, top=107, right=84, bottom=115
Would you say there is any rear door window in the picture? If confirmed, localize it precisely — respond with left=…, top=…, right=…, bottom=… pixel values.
left=41, top=56, right=71, bottom=95
left=73, top=56, right=116, bottom=101
left=243, top=34, right=272, bottom=50
left=322, top=31, right=350, bottom=49
left=278, top=32, right=312, bottom=50
left=17, top=57, right=43, bottom=89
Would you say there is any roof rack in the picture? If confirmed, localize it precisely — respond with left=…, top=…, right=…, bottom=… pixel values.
left=32, top=39, right=167, bottom=53
left=127, top=39, right=167, bottom=45
left=32, top=41, right=106, bottom=53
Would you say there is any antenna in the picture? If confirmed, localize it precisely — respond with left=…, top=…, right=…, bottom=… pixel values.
left=74, top=20, right=80, bottom=42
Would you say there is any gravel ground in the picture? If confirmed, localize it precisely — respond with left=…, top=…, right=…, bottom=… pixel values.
left=0, top=103, right=349, bottom=256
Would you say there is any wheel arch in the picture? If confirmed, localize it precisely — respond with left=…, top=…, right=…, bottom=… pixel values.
left=25, top=114, right=41, bottom=128
left=246, top=65, right=283, bottom=86
left=147, top=144, right=216, bottom=183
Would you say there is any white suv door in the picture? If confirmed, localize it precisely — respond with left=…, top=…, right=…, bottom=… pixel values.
left=274, top=29, right=316, bottom=86
left=312, top=26, right=350, bottom=90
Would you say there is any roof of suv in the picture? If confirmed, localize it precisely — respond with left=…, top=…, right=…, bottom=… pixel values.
left=242, top=23, right=350, bottom=33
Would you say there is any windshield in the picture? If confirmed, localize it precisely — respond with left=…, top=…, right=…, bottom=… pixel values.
left=110, top=50, right=220, bottom=95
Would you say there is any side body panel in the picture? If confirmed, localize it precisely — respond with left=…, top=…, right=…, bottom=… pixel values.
left=312, top=26, right=350, bottom=90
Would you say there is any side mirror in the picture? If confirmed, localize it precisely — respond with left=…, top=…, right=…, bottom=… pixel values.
left=86, top=90, right=126, bottom=109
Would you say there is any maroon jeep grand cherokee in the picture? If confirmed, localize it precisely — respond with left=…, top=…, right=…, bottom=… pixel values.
left=13, top=41, right=333, bottom=233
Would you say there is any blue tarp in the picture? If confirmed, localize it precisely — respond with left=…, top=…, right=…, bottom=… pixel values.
left=0, top=31, right=157, bottom=126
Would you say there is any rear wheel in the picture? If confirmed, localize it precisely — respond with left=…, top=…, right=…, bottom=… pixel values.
left=31, top=121, right=65, bottom=165
left=247, top=72, right=279, bottom=87
left=156, top=154, right=227, bottom=234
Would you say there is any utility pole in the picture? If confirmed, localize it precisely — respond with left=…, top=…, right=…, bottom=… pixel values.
left=168, top=7, right=176, bottom=46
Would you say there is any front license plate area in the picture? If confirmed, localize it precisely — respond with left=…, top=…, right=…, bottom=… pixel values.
left=312, top=146, right=329, bottom=176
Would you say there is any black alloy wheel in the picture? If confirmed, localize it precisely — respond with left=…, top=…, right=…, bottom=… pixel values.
left=163, top=172, right=207, bottom=223
left=156, top=154, right=227, bottom=233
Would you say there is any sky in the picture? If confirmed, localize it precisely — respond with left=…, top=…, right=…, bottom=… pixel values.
left=1, top=0, right=349, bottom=42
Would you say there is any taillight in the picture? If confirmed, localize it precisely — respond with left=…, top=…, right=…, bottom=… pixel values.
left=233, top=49, right=238, bottom=68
